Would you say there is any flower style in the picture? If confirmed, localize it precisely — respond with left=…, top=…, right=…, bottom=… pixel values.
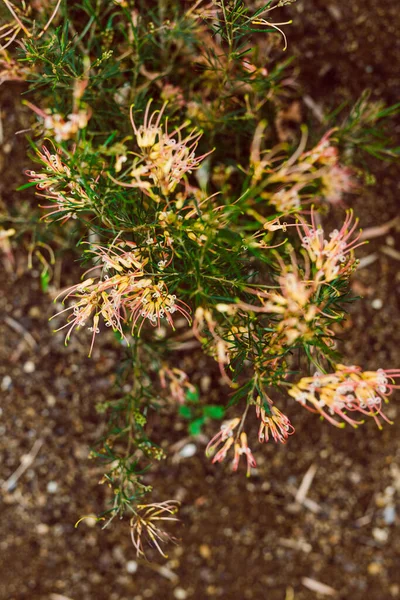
left=256, top=396, right=295, bottom=443
left=52, top=242, right=191, bottom=355
left=114, top=100, right=212, bottom=196
left=240, top=268, right=322, bottom=347
left=128, top=282, right=192, bottom=332
left=320, top=164, right=356, bottom=205
left=205, top=418, right=240, bottom=462
left=193, top=307, right=233, bottom=385
left=130, top=501, right=180, bottom=558
left=159, top=366, right=196, bottom=404
left=232, top=432, right=257, bottom=477
left=289, top=364, right=400, bottom=428
left=26, top=146, right=93, bottom=222
left=298, top=209, right=364, bottom=282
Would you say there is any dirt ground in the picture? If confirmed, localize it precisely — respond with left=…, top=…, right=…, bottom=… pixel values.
left=1, top=1, right=400, bottom=599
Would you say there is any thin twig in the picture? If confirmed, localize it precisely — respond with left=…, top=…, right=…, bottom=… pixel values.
left=380, top=246, right=400, bottom=261
left=295, top=463, right=317, bottom=504
left=4, top=316, right=38, bottom=349
left=302, top=577, right=337, bottom=597
left=359, top=216, right=399, bottom=241
left=2, top=0, right=31, bottom=37
left=38, top=0, right=62, bottom=39
left=136, top=557, right=178, bottom=582
left=2, top=439, right=43, bottom=491
left=357, top=252, right=379, bottom=270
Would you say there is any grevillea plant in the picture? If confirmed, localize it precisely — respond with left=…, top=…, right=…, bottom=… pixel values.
left=2, top=0, right=400, bottom=558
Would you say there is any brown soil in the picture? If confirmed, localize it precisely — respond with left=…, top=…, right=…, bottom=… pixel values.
left=1, top=1, right=400, bottom=600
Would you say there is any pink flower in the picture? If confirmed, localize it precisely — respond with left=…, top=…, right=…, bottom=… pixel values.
left=232, top=432, right=257, bottom=477
left=298, top=209, right=364, bottom=282
left=205, top=418, right=240, bottom=461
left=127, top=282, right=192, bottom=333
left=113, top=100, right=213, bottom=196
left=159, top=366, right=196, bottom=404
left=256, top=397, right=295, bottom=443
left=26, top=145, right=92, bottom=223
left=289, top=365, right=400, bottom=429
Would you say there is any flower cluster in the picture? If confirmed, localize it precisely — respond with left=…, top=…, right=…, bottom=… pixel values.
left=298, top=209, right=363, bottom=282
left=193, top=307, right=233, bottom=385
left=26, top=146, right=93, bottom=222
left=289, top=364, right=400, bottom=428
left=239, top=269, right=323, bottom=347
left=52, top=241, right=191, bottom=355
left=159, top=366, right=196, bottom=404
left=130, top=501, right=179, bottom=558
left=206, top=418, right=256, bottom=477
left=256, top=395, right=295, bottom=443
left=26, top=99, right=91, bottom=142
left=42, top=110, right=90, bottom=142
left=250, top=126, right=355, bottom=212
left=115, top=101, right=211, bottom=197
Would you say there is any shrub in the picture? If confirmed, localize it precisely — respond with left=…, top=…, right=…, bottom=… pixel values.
left=2, top=0, right=399, bottom=558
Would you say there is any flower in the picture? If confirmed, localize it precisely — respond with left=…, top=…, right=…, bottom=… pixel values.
left=159, top=366, right=196, bottom=404
left=256, top=396, right=295, bottom=443
left=206, top=418, right=240, bottom=462
left=232, top=432, right=257, bottom=477
left=302, top=129, right=338, bottom=166
left=320, top=164, right=356, bottom=205
left=193, top=307, right=233, bottom=385
left=130, top=501, right=179, bottom=558
left=128, top=282, right=192, bottom=332
left=26, top=146, right=92, bottom=222
left=298, top=209, right=364, bottom=282
left=239, top=267, right=323, bottom=347
left=52, top=242, right=191, bottom=354
left=111, top=100, right=212, bottom=197
left=289, top=364, right=400, bottom=428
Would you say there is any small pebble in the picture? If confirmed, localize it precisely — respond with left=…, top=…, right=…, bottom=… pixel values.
left=383, top=505, right=396, bottom=525
left=390, top=584, right=400, bottom=597
left=371, top=298, right=383, bottom=310
left=126, top=560, right=138, bottom=574
left=372, top=527, right=389, bottom=543
left=23, top=361, right=35, bottom=374
left=36, top=523, right=49, bottom=535
left=368, top=562, right=382, bottom=575
left=179, top=443, right=197, bottom=458
left=199, top=544, right=211, bottom=560
left=47, top=481, right=58, bottom=494
left=173, top=588, right=187, bottom=600
left=84, top=516, right=98, bottom=528
left=46, top=395, right=56, bottom=407
left=1, top=375, right=12, bottom=391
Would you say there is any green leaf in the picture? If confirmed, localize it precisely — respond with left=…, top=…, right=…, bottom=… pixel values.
left=203, top=405, right=225, bottom=420
left=185, top=387, right=200, bottom=403
left=16, top=181, right=39, bottom=191
left=189, top=418, right=204, bottom=436
left=179, top=405, right=193, bottom=419
left=40, top=270, right=51, bottom=293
